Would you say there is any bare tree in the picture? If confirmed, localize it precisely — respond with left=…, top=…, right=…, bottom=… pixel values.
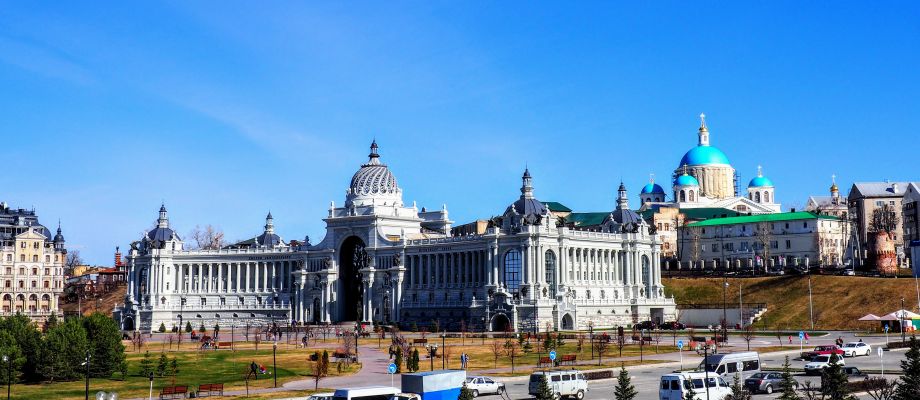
left=754, top=222, right=773, bottom=272
left=65, top=250, right=84, bottom=274
left=576, top=334, right=586, bottom=353
left=798, top=381, right=826, bottom=400
left=653, top=329, right=663, bottom=353
left=490, top=340, right=503, bottom=368
left=741, top=325, right=756, bottom=351
left=592, top=335, right=609, bottom=365
left=131, top=331, right=146, bottom=352
left=188, top=224, right=226, bottom=250
left=688, top=227, right=702, bottom=269
left=615, top=334, right=626, bottom=358
left=503, top=339, right=520, bottom=373
left=313, top=351, right=329, bottom=390
left=342, top=333, right=357, bottom=360
left=864, top=377, right=898, bottom=400
left=870, top=205, right=900, bottom=235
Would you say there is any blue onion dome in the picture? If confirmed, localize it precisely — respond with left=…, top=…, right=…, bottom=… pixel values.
left=674, top=172, right=700, bottom=187
left=748, top=166, right=774, bottom=188
left=679, top=145, right=731, bottom=166
left=641, top=182, right=665, bottom=194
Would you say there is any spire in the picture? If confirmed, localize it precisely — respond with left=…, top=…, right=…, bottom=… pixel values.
left=53, top=220, right=65, bottom=244
left=264, top=211, right=275, bottom=234
left=830, top=174, right=839, bottom=196
left=367, top=140, right=381, bottom=165
left=697, top=112, right=710, bottom=146
left=757, top=165, right=763, bottom=177
left=649, top=173, right=655, bottom=184
left=157, top=204, right=169, bottom=228
left=617, top=181, right=629, bottom=210
left=520, top=167, right=534, bottom=199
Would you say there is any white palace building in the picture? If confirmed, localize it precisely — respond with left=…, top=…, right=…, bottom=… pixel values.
left=116, top=142, right=676, bottom=333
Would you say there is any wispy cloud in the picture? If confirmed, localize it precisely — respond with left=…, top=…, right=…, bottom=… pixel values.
left=0, top=35, right=94, bottom=85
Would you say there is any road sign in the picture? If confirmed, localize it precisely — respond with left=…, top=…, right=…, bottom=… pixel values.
left=387, top=363, right=397, bottom=374
left=798, top=331, right=805, bottom=340
left=884, top=324, right=890, bottom=332
left=677, top=340, right=684, bottom=350
left=549, top=350, right=557, bottom=361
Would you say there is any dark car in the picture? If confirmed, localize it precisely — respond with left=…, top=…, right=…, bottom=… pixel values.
left=745, top=372, right=797, bottom=394
left=634, top=321, right=657, bottom=331
left=843, top=367, right=868, bottom=379
left=659, top=321, right=686, bottom=330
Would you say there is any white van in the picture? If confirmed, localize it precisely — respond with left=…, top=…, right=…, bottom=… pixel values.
left=659, top=372, right=732, bottom=400
left=333, top=386, right=401, bottom=400
left=528, top=370, right=588, bottom=400
left=698, top=352, right=761, bottom=379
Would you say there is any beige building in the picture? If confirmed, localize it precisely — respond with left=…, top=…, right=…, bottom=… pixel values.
left=0, top=202, right=67, bottom=324
left=847, top=182, right=920, bottom=268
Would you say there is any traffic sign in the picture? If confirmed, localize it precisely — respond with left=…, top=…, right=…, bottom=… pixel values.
left=884, top=324, right=890, bottom=332
left=549, top=350, right=557, bottom=361
left=387, top=363, right=397, bottom=374
left=677, top=340, right=684, bottom=350
left=798, top=331, right=805, bottom=340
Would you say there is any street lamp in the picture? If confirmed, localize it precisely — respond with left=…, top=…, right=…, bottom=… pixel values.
left=902, top=298, right=907, bottom=344
left=3, top=354, right=10, bottom=400
left=426, top=344, right=438, bottom=371
left=722, top=279, right=729, bottom=342
left=148, top=372, right=154, bottom=400
left=353, top=329, right=360, bottom=362
left=82, top=351, right=91, bottom=400
left=272, top=341, right=278, bottom=388
left=440, top=333, right=446, bottom=370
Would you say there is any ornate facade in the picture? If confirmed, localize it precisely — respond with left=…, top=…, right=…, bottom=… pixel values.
left=0, top=202, right=66, bottom=324
left=117, top=142, right=675, bottom=332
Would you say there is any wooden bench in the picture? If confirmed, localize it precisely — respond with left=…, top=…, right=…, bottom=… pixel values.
left=159, top=385, right=188, bottom=399
left=538, top=357, right=553, bottom=367
left=216, top=341, right=232, bottom=349
left=197, top=383, right=224, bottom=397
left=559, top=354, right=577, bottom=365
left=413, top=338, right=428, bottom=345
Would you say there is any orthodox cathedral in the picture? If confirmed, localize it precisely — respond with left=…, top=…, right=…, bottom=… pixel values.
left=638, top=114, right=781, bottom=214
left=116, top=142, right=676, bottom=333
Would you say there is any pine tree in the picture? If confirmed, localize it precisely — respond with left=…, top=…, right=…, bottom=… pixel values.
left=158, top=322, right=166, bottom=333
left=459, top=383, right=476, bottom=400
left=39, top=318, right=88, bottom=382
left=727, top=374, right=751, bottom=400
left=83, top=313, right=126, bottom=378
left=894, top=335, right=920, bottom=400
left=0, top=331, right=25, bottom=385
left=411, top=348, right=421, bottom=372
left=185, top=321, right=193, bottom=333
left=821, top=353, right=855, bottom=400
left=139, top=351, right=155, bottom=377
left=534, top=375, right=555, bottom=400
left=613, top=366, right=638, bottom=400
left=777, top=356, right=801, bottom=400
left=199, top=323, right=207, bottom=333
left=156, top=353, right=169, bottom=377
left=394, top=347, right=403, bottom=373
left=169, top=357, right=179, bottom=376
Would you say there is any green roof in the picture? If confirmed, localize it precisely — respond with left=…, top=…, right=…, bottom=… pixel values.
left=543, top=201, right=572, bottom=213
left=638, top=206, right=740, bottom=221
left=564, top=212, right=609, bottom=226
left=687, top=211, right=840, bottom=228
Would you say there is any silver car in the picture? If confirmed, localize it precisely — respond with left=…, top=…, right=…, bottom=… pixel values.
left=744, top=372, right=797, bottom=394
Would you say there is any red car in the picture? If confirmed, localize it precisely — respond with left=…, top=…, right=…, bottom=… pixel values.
left=801, top=345, right=844, bottom=360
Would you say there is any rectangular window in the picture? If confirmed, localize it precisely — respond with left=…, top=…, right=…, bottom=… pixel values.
left=771, top=241, right=778, bottom=249
left=711, top=244, right=718, bottom=252
left=786, top=240, right=792, bottom=249
left=743, top=360, right=760, bottom=371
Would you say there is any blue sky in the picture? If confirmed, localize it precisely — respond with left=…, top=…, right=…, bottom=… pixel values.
left=2, top=2, right=918, bottom=264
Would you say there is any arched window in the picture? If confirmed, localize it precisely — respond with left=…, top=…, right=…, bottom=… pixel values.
left=680, top=190, right=686, bottom=202
left=545, top=250, right=557, bottom=298
left=764, top=192, right=770, bottom=203
left=503, top=249, right=522, bottom=293
left=689, top=191, right=695, bottom=201
left=755, top=192, right=761, bottom=203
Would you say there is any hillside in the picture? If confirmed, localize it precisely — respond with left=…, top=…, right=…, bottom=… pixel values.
left=59, top=285, right=126, bottom=316
left=663, top=275, right=917, bottom=331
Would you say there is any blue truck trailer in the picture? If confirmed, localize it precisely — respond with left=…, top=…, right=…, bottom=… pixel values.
left=400, top=370, right=467, bottom=400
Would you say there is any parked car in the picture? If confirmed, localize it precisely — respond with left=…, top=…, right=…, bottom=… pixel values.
left=843, top=367, right=868, bottom=379
left=307, top=393, right=335, bottom=400
left=635, top=321, right=657, bottom=331
left=699, top=352, right=761, bottom=379
left=464, top=376, right=505, bottom=397
left=804, top=355, right=845, bottom=375
left=660, top=321, right=686, bottom=330
left=660, top=372, right=732, bottom=400
left=528, top=370, right=588, bottom=400
left=841, top=342, right=872, bottom=357
left=800, top=345, right=843, bottom=360
left=744, top=372, right=797, bottom=394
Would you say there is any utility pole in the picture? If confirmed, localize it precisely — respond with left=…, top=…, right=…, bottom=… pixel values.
left=722, top=279, right=729, bottom=340
left=83, top=351, right=91, bottom=400
left=808, top=275, right=814, bottom=330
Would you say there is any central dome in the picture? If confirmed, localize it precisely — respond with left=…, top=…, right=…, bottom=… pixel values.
left=349, top=141, right=399, bottom=196
left=346, top=141, right=403, bottom=207
left=679, top=145, right=731, bottom=166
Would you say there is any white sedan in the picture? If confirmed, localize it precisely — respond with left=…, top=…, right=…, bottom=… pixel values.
left=842, top=342, right=872, bottom=357
left=465, top=376, right=505, bottom=397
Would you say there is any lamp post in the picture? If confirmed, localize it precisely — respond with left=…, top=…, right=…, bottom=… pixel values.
left=82, top=351, right=91, bottom=400
left=441, top=333, right=446, bottom=370
left=427, top=344, right=438, bottom=371
left=353, top=328, right=360, bottom=362
left=3, top=354, right=10, bottom=400
left=902, top=298, right=907, bottom=344
left=722, top=279, right=729, bottom=341
left=272, top=341, right=278, bottom=388
left=148, top=372, right=154, bottom=400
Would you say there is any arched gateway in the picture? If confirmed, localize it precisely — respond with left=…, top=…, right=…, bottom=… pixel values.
left=338, top=236, right=367, bottom=322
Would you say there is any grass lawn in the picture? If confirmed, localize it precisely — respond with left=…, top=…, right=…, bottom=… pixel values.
left=396, top=337, right=678, bottom=372
left=664, top=275, right=918, bottom=331
left=8, top=342, right=359, bottom=400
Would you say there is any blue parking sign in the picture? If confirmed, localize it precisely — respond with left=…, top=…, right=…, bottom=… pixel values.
left=677, top=340, right=684, bottom=350
left=388, top=363, right=397, bottom=374
left=549, top=350, right=557, bottom=361
left=799, top=331, right=805, bottom=340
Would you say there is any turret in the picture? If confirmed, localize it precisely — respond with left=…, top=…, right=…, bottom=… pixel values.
left=616, top=182, right=630, bottom=210
left=698, top=113, right=710, bottom=146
